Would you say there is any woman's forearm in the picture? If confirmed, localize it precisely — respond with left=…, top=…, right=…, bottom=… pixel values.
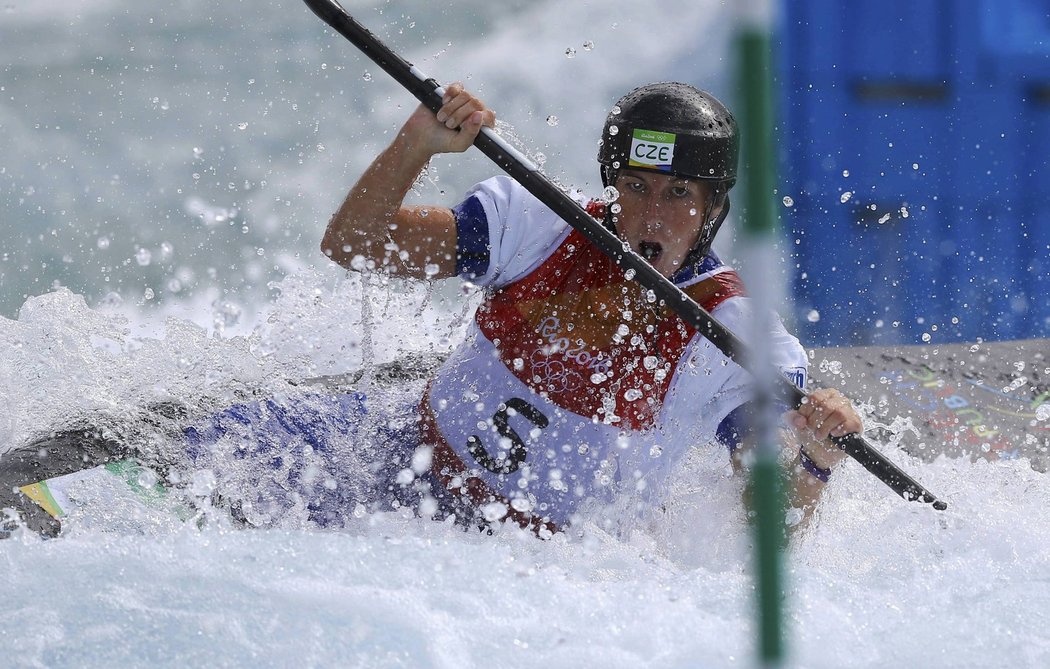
left=321, top=131, right=434, bottom=270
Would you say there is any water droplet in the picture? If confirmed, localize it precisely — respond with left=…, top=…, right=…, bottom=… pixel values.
left=565, top=47, right=576, bottom=58
left=135, top=248, right=152, bottom=266
left=806, top=309, right=820, bottom=323
left=608, top=124, right=619, bottom=136
left=782, top=196, right=794, bottom=207
left=878, top=213, right=892, bottom=225
left=1002, top=376, right=1028, bottom=393
left=590, top=372, right=606, bottom=384
left=819, top=359, right=843, bottom=375
left=610, top=203, right=622, bottom=214
left=546, top=115, right=558, bottom=126
left=1036, top=404, right=1050, bottom=421
left=602, top=186, right=620, bottom=201
left=624, top=268, right=636, bottom=280
left=396, top=468, right=415, bottom=485
left=643, top=356, right=659, bottom=370
left=362, top=71, right=372, bottom=81
left=624, top=388, right=643, bottom=401
left=900, top=206, right=910, bottom=218
left=842, top=169, right=850, bottom=177
left=143, top=287, right=155, bottom=300
left=921, top=332, right=932, bottom=343
left=96, top=237, right=110, bottom=250
left=212, top=300, right=242, bottom=329
left=912, top=163, right=919, bottom=170
left=840, top=191, right=853, bottom=203
left=611, top=105, right=621, bottom=115
left=99, top=292, right=122, bottom=308
left=236, top=122, right=248, bottom=130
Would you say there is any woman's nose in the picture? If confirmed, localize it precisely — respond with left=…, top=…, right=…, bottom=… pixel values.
left=641, top=193, right=661, bottom=216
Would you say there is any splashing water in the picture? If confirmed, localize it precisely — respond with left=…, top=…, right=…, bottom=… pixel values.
left=1, top=272, right=1048, bottom=668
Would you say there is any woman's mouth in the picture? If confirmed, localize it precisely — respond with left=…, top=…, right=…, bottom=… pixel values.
left=638, top=241, right=663, bottom=263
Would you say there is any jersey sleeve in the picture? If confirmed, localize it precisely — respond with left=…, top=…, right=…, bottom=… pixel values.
left=451, top=175, right=571, bottom=288
left=662, top=296, right=809, bottom=453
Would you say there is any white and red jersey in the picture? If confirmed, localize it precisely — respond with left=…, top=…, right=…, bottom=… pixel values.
left=421, top=176, right=807, bottom=531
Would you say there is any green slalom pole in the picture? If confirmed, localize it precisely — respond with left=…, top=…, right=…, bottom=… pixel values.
left=736, top=2, right=785, bottom=666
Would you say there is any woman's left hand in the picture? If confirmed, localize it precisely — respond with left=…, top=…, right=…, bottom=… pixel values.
left=784, top=387, right=863, bottom=469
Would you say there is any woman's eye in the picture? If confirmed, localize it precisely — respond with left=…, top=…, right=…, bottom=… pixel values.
left=670, top=186, right=690, bottom=198
left=627, top=182, right=646, bottom=192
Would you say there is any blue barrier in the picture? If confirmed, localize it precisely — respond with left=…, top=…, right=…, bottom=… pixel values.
left=778, top=0, right=1050, bottom=345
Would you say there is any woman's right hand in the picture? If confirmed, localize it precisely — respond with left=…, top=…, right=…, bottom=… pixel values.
left=400, top=82, right=496, bottom=156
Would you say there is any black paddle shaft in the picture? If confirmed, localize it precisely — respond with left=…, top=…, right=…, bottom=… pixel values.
left=301, top=0, right=947, bottom=511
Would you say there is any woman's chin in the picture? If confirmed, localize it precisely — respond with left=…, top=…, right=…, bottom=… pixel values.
left=655, top=258, right=682, bottom=279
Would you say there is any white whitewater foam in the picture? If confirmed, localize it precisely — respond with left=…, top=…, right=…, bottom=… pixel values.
left=1, top=274, right=1048, bottom=668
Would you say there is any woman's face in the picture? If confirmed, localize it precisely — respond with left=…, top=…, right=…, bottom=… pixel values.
left=611, top=169, right=718, bottom=278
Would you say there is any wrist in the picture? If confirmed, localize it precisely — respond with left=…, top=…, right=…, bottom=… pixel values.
left=799, top=449, right=834, bottom=483
left=387, top=131, right=437, bottom=170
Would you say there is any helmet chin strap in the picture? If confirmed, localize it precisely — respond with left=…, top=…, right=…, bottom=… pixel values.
left=599, top=166, right=622, bottom=235
left=678, top=188, right=729, bottom=272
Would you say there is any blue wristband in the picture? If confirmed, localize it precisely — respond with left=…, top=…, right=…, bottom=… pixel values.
left=799, top=450, right=832, bottom=483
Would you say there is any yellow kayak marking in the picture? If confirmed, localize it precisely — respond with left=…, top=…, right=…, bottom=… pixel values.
left=18, top=481, right=64, bottom=519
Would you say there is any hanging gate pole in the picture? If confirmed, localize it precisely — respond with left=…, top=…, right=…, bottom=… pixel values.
left=737, top=2, right=786, bottom=665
